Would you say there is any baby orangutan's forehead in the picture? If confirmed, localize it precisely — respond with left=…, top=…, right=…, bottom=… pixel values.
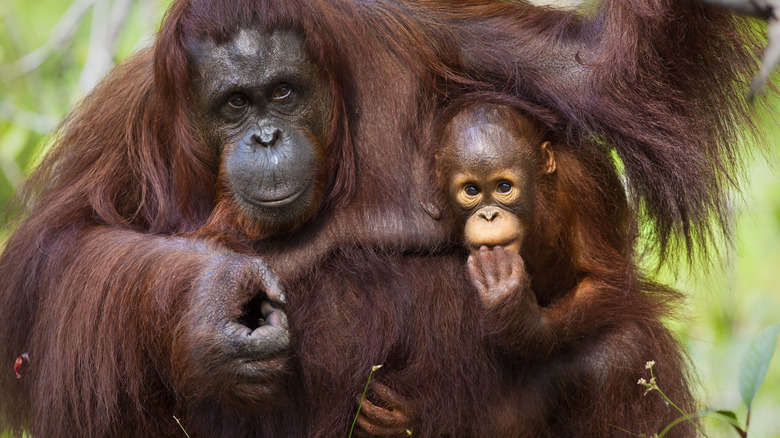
left=444, top=122, right=527, bottom=168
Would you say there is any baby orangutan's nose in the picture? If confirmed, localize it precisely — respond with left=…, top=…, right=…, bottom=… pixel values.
left=478, top=206, right=501, bottom=222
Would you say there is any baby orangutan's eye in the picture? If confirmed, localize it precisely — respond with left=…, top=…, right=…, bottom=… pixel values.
left=464, top=185, right=480, bottom=197
left=496, top=182, right=512, bottom=194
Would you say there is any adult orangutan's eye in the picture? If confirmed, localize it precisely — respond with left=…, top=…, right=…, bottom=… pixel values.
left=271, top=84, right=292, bottom=101
left=227, top=94, right=249, bottom=109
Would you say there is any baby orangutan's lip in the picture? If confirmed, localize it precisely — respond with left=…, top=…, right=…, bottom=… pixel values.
left=468, top=240, right=521, bottom=255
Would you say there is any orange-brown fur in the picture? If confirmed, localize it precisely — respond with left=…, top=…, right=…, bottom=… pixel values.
left=0, top=0, right=765, bottom=437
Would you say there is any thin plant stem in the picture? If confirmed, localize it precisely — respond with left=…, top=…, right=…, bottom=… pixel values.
left=609, top=424, right=645, bottom=437
left=657, top=411, right=747, bottom=438
left=348, top=364, right=382, bottom=438
left=174, top=415, right=192, bottom=438
left=648, top=367, right=710, bottom=438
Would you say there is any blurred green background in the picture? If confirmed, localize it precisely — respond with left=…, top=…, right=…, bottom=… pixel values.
left=0, top=0, right=779, bottom=437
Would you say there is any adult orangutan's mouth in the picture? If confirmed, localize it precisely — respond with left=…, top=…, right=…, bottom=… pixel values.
left=251, top=190, right=303, bottom=207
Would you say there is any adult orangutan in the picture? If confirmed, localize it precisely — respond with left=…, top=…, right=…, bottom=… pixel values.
left=0, top=0, right=766, bottom=437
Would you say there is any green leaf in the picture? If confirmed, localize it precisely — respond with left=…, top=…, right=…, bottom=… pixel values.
left=712, top=410, right=738, bottom=422
left=739, top=323, right=780, bottom=407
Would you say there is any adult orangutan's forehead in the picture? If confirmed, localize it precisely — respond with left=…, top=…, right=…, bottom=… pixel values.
left=219, top=29, right=306, bottom=63
left=191, top=29, right=308, bottom=74
left=190, top=28, right=316, bottom=97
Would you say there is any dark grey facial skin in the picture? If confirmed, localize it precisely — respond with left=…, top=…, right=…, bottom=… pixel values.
left=191, top=28, right=333, bottom=231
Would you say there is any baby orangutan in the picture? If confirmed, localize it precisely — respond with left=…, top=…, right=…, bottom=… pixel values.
left=357, top=102, right=641, bottom=436
left=436, top=102, right=569, bottom=355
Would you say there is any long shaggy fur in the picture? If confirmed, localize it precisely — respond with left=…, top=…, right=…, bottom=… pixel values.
left=0, top=0, right=768, bottom=437
left=421, top=0, right=766, bottom=262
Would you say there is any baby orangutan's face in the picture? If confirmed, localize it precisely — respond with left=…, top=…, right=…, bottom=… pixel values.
left=437, top=104, right=555, bottom=255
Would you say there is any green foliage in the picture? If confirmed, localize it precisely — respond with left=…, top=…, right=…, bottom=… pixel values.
left=0, top=0, right=172, bottom=220
left=673, top=98, right=780, bottom=438
left=634, top=324, right=780, bottom=438
left=740, top=323, right=780, bottom=408
left=0, top=1, right=779, bottom=437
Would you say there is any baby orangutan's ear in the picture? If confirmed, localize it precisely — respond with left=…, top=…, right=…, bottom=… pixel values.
left=540, top=141, right=556, bottom=175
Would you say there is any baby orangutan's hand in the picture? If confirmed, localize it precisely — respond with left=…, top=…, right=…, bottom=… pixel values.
left=467, top=245, right=529, bottom=309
